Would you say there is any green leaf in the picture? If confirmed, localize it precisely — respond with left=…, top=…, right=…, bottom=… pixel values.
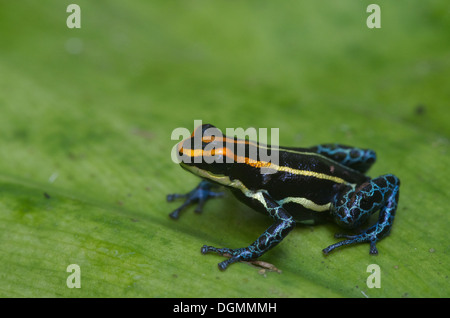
left=0, top=0, right=449, bottom=298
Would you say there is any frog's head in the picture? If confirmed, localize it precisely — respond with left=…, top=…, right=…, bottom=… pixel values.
left=177, top=124, right=231, bottom=179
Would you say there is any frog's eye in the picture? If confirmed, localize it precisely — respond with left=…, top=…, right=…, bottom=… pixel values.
left=191, top=124, right=216, bottom=137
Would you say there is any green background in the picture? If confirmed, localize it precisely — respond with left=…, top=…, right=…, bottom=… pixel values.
left=0, top=0, right=449, bottom=297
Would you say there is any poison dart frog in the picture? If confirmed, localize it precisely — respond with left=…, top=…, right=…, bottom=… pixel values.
left=167, top=124, right=400, bottom=270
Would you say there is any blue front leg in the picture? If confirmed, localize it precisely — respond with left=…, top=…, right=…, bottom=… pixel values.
left=167, top=180, right=224, bottom=219
left=202, top=192, right=296, bottom=270
left=323, top=174, right=400, bottom=255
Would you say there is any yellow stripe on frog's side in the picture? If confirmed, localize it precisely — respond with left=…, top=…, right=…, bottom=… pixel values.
left=268, top=164, right=346, bottom=184
left=277, top=197, right=332, bottom=212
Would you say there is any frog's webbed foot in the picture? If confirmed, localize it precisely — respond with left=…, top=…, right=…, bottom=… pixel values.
left=201, top=246, right=246, bottom=271
left=201, top=245, right=256, bottom=271
left=201, top=245, right=282, bottom=273
left=167, top=180, right=224, bottom=219
left=322, top=230, right=379, bottom=255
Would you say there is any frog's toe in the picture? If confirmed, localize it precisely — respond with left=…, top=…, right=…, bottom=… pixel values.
left=201, top=245, right=232, bottom=256
left=201, top=245, right=214, bottom=254
left=369, top=241, right=379, bottom=255
left=167, top=181, right=223, bottom=219
left=201, top=245, right=232, bottom=270
left=322, top=233, right=379, bottom=255
left=194, top=192, right=224, bottom=213
left=218, top=257, right=240, bottom=271
left=334, top=232, right=357, bottom=239
left=169, top=207, right=183, bottom=219
left=322, top=240, right=347, bottom=255
left=201, top=245, right=250, bottom=270
left=166, top=193, right=187, bottom=202
left=193, top=200, right=205, bottom=213
left=168, top=199, right=193, bottom=219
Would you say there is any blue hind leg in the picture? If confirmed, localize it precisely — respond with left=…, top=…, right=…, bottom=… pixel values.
left=323, top=174, right=400, bottom=255
left=310, top=144, right=377, bottom=173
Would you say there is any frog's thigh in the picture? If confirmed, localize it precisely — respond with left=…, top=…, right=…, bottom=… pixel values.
left=331, top=174, right=400, bottom=229
left=324, top=174, right=400, bottom=254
